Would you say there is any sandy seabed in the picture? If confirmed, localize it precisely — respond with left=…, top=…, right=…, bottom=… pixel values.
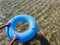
left=0, top=0, right=60, bottom=45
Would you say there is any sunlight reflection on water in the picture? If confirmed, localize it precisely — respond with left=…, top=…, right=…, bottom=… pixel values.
left=0, top=0, right=3, bottom=2
left=0, top=15, right=5, bottom=25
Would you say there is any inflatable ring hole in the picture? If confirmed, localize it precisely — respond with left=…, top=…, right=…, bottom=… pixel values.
left=16, top=22, right=29, bottom=32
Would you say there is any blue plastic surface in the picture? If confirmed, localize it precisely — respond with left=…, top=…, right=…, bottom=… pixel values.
left=5, top=14, right=38, bottom=42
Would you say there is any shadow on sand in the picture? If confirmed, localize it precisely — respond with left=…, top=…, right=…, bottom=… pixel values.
left=23, top=34, right=50, bottom=45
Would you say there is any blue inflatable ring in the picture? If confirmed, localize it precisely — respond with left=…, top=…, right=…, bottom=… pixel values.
left=6, top=14, right=38, bottom=42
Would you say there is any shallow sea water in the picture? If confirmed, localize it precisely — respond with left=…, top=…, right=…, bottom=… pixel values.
left=0, top=0, right=60, bottom=45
